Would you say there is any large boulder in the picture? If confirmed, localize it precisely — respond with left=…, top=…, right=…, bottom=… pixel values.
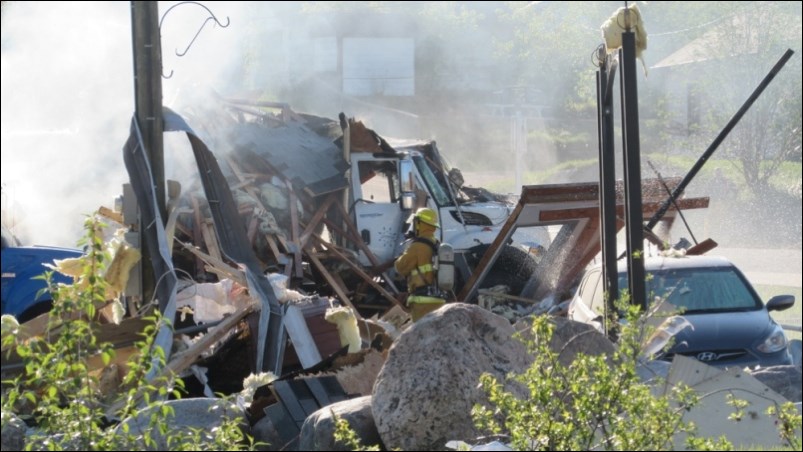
left=749, top=365, right=802, bottom=402
left=298, top=396, right=380, bottom=451
left=372, top=303, right=532, bottom=451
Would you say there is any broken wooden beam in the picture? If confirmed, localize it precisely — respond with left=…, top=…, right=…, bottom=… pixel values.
left=311, top=233, right=400, bottom=308
left=477, top=289, right=540, bottom=304
left=298, top=194, right=338, bottom=250
left=98, top=206, right=124, bottom=224
left=286, top=180, right=303, bottom=279
left=307, top=254, right=363, bottom=321
left=177, top=240, right=246, bottom=287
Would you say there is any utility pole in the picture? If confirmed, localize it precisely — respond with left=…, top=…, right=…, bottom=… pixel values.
left=131, top=1, right=164, bottom=307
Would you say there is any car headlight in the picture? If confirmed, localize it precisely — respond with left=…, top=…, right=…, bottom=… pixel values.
left=756, top=324, right=788, bottom=354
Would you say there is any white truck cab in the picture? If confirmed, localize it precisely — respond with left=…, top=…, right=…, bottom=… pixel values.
left=349, top=140, right=549, bottom=295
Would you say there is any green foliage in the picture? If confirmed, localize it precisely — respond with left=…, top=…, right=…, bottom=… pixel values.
left=675, top=2, right=802, bottom=195
left=470, top=295, right=802, bottom=450
left=333, top=414, right=381, bottom=451
left=331, top=291, right=800, bottom=450
left=471, top=303, right=732, bottom=451
left=767, top=402, right=803, bottom=450
left=1, top=216, right=253, bottom=451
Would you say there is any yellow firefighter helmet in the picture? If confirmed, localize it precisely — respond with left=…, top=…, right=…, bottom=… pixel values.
left=414, top=207, right=440, bottom=228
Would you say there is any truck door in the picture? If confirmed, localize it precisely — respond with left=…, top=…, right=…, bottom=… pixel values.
left=351, top=158, right=404, bottom=264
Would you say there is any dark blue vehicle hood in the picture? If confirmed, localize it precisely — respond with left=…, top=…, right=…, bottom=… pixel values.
left=1, top=245, right=82, bottom=318
left=671, top=309, right=773, bottom=353
left=663, top=309, right=790, bottom=367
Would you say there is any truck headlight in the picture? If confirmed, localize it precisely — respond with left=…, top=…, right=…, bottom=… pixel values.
left=757, top=325, right=788, bottom=354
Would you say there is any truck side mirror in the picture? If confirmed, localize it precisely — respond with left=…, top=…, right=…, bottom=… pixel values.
left=401, top=193, right=416, bottom=210
left=399, top=160, right=414, bottom=192
left=399, top=159, right=416, bottom=209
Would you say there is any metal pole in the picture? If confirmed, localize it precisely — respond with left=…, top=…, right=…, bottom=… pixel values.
left=619, top=31, right=646, bottom=311
left=596, top=49, right=619, bottom=324
left=131, top=1, right=165, bottom=221
left=131, top=1, right=165, bottom=306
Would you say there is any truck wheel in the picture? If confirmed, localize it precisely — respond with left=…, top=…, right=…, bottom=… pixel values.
left=18, top=300, right=53, bottom=323
left=466, top=244, right=538, bottom=296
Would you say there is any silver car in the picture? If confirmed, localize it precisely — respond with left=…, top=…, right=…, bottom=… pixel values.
left=568, top=255, right=795, bottom=368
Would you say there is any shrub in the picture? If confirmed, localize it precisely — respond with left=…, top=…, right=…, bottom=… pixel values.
left=1, top=215, right=252, bottom=451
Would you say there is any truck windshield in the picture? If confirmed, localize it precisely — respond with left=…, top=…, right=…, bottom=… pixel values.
left=413, top=155, right=453, bottom=207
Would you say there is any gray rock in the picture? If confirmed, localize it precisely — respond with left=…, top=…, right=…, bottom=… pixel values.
left=251, top=415, right=284, bottom=451
left=372, top=303, right=532, bottom=451
left=1, top=411, right=27, bottom=451
left=299, top=396, right=380, bottom=451
left=749, top=365, right=802, bottom=402
left=515, top=316, right=615, bottom=367
left=115, top=398, right=249, bottom=450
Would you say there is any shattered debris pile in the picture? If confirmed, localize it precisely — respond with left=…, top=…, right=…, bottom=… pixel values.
left=8, top=97, right=791, bottom=452
left=168, top=98, right=402, bottom=323
left=2, top=99, right=422, bottom=450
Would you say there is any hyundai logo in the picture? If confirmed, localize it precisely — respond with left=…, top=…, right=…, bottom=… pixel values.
left=697, top=351, right=718, bottom=362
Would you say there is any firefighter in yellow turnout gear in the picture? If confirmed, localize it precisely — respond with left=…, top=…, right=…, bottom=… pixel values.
left=394, top=208, right=446, bottom=321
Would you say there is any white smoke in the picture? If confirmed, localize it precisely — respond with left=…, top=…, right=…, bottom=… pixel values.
left=0, top=1, right=252, bottom=247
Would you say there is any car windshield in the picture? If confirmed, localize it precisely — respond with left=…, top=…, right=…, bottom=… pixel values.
left=619, top=267, right=762, bottom=314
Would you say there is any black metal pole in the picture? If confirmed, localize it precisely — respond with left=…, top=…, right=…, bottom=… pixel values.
left=131, top=1, right=165, bottom=307
left=619, top=31, right=646, bottom=311
left=645, top=48, right=794, bottom=231
left=596, top=49, right=619, bottom=324
left=131, top=1, right=165, bottom=221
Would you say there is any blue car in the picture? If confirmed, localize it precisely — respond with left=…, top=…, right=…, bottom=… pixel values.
left=1, top=226, right=82, bottom=322
left=568, top=255, right=795, bottom=368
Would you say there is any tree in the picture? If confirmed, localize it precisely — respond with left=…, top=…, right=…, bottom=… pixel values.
left=683, top=1, right=802, bottom=194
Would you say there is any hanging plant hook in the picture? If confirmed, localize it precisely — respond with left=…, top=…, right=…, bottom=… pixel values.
left=159, top=1, right=230, bottom=78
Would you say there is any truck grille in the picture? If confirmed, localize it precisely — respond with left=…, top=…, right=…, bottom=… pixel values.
left=450, top=210, right=492, bottom=226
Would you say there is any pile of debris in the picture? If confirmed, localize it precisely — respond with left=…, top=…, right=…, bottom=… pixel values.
left=9, top=97, right=785, bottom=451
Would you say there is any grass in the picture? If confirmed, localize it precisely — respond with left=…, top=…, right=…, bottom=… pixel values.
left=754, top=284, right=802, bottom=340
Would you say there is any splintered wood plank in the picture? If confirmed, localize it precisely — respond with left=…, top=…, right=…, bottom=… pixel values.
left=286, top=180, right=303, bottom=278
left=264, top=234, right=285, bottom=264
left=98, top=206, right=124, bottom=224
left=312, top=234, right=400, bottom=308
left=105, top=303, right=255, bottom=418
left=308, top=254, right=363, bottom=321
left=298, top=194, right=337, bottom=250
left=177, top=240, right=246, bottom=286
